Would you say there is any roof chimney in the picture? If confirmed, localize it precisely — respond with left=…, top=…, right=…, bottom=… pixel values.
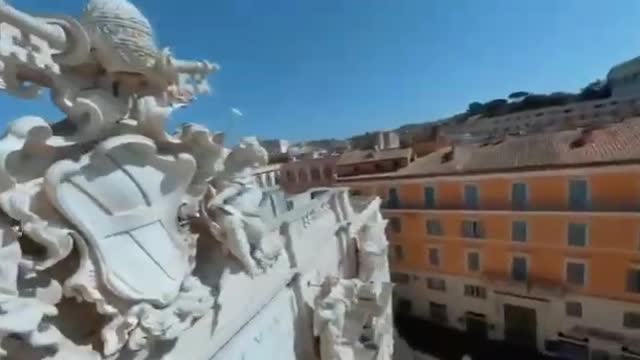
left=570, top=127, right=597, bottom=149
left=441, top=145, right=455, bottom=163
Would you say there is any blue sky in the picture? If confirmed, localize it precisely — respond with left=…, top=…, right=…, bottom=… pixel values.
left=3, top=0, right=640, bottom=144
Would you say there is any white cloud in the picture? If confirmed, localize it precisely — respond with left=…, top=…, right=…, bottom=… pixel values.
left=230, top=108, right=243, bottom=117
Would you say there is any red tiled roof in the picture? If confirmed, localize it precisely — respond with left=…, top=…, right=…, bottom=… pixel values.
left=338, top=118, right=640, bottom=180
left=337, top=147, right=412, bottom=166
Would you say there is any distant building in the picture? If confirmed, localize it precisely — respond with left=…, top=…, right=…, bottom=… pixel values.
left=252, top=163, right=283, bottom=191
left=336, top=147, right=414, bottom=178
left=351, top=130, right=400, bottom=150
left=406, top=125, right=452, bottom=157
left=455, top=55, right=640, bottom=139
left=287, top=139, right=350, bottom=158
left=259, top=139, right=289, bottom=155
left=461, top=96, right=640, bottom=139
left=279, top=155, right=339, bottom=194
left=608, top=56, right=640, bottom=98
left=338, top=117, right=640, bottom=359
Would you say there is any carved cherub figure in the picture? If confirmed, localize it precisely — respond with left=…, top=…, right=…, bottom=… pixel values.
left=205, top=137, right=269, bottom=276
left=312, top=276, right=393, bottom=360
left=313, top=276, right=361, bottom=360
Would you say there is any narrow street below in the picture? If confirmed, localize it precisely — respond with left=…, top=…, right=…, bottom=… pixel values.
left=395, top=314, right=557, bottom=360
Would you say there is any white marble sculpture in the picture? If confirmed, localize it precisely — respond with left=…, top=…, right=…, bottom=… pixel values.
left=313, top=276, right=393, bottom=360
left=0, top=0, right=225, bottom=358
left=202, top=136, right=286, bottom=276
left=0, top=1, right=395, bottom=359
left=358, top=218, right=391, bottom=284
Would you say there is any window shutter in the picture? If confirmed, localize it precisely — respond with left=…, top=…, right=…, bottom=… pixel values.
left=628, top=270, right=639, bottom=292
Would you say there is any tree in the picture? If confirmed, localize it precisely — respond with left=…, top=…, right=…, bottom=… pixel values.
left=578, top=79, right=611, bottom=101
left=466, top=102, right=484, bottom=115
left=483, top=98, right=509, bottom=117
left=508, top=91, right=530, bottom=100
left=547, top=92, right=576, bottom=106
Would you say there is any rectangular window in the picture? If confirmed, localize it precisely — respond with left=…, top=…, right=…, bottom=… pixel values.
left=512, top=220, right=528, bottom=242
left=566, top=261, right=586, bottom=286
left=424, top=186, right=436, bottom=209
left=464, top=185, right=479, bottom=209
left=511, top=256, right=528, bottom=282
left=568, top=223, right=588, bottom=247
left=467, top=251, right=480, bottom=272
left=624, top=312, right=640, bottom=329
left=428, top=247, right=440, bottom=267
left=565, top=301, right=583, bottom=318
left=394, top=245, right=404, bottom=261
left=463, top=284, right=487, bottom=299
left=511, top=183, right=528, bottom=210
left=462, top=220, right=485, bottom=239
left=426, top=219, right=443, bottom=236
left=388, top=188, right=400, bottom=209
left=390, top=272, right=410, bottom=284
left=426, top=277, right=446, bottom=291
left=627, top=269, right=640, bottom=293
left=569, top=179, right=589, bottom=211
left=388, top=217, right=402, bottom=233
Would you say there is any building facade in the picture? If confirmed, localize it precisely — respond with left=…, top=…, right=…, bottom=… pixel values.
left=339, top=118, right=640, bottom=359
left=350, top=130, right=401, bottom=150
left=462, top=95, right=640, bottom=139
left=608, top=56, right=640, bottom=98
left=406, top=125, right=452, bottom=157
left=253, top=164, right=283, bottom=191
left=279, top=155, right=339, bottom=194
left=336, top=148, right=415, bottom=178
left=260, top=139, right=290, bottom=155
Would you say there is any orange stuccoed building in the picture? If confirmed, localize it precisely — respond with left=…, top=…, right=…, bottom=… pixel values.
left=338, top=118, right=640, bottom=359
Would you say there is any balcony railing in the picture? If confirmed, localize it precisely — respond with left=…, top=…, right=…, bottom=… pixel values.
left=482, top=271, right=567, bottom=298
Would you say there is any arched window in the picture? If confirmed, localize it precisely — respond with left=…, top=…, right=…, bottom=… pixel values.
left=286, top=170, right=296, bottom=183
left=311, top=168, right=321, bottom=181
left=299, top=169, right=308, bottom=183
left=323, top=166, right=333, bottom=180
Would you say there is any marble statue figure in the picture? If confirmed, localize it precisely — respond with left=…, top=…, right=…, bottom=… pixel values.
left=313, top=276, right=393, bottom=360
left=203, top=137, right=284, bottom=277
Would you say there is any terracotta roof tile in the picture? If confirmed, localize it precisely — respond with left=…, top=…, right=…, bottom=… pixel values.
left=339, top=118, right=640, bottom=180
left=337, top=147, right=412, bottom=166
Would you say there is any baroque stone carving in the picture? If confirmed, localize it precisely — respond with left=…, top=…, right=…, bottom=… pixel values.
left=358, top=218, right=391, bottom=283
left=0, top=1, right=395, bottom=359
left=312, top=276, right=393, bottom=360
left=0, top=0, right=233, bottom=358
left=44, top=134, right=214, bottom=356
left=202, top=137, right=284, bottom=277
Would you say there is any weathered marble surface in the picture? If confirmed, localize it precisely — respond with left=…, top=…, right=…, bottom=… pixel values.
left=0, top=1, right=394, bottom=359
